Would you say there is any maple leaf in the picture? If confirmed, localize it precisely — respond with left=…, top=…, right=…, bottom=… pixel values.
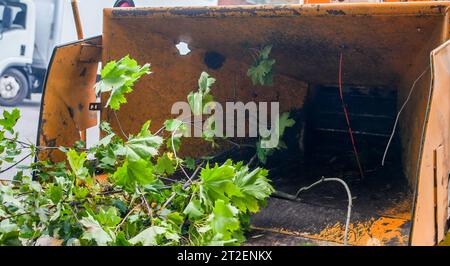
left=80, top=214, right=113, bottom=246
left=231, top=166, right=274, bottom=213
left=113, top=159, right=155, bottom=192
left=208, top=200, right=240, bottom=240
left=198, top=161, right=241, bottom=209
left=247, top=45, right=275, bottom=86
left=94, top=55, right=151, bottom=110
left=0, top=109, right=20, bottom=133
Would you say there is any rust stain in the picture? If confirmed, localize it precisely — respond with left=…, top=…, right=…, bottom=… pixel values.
left=309, top=217, right=408, bottom=246
left=95, top=173, right=109, bottom=185
left=252, top=216, right=409, bottom=246
left=380, top=196, right=412, bottom=220
left=37, top=36, right=101, bottom=162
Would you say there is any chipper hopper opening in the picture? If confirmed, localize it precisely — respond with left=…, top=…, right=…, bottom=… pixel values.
left=37, top=2, right=450, bottom=246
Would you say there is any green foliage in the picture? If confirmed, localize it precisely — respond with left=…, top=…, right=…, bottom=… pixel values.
left=231, top=165, right=273, bottom=213
left=113, top=159, right=155, bottom=192
left=209, top=200, right=240, bottom=240
left=0, top=56, right=274, bottom=246
left=124, top=121, right=163, bottom=162
left=0, top=109, right=20, bottom=134
left=0, top=109, right=22, bottom=170
left=94, top=55, right=151, bottom=110
left=188, top=72, right=216, bottom=116
left=247, top=45, right=275, bottom=86
left=198, top=161, right=240, bottom=208
left=80, top=214, right=113, bottom=246
left=66, top=149, right=89, bottom=180
left=155, top=153, right=175, bottom=175
left=256, top=112, right=296, bottom=164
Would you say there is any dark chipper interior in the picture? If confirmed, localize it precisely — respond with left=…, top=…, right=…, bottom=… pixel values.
left=243, top=85, right=413, bottom=246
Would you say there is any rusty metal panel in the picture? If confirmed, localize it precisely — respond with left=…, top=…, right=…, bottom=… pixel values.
left=37, top=36, right=102, bottom=162
left=410, top=40, right=450, bottom=245
left=435, top=145, right=448, bottom=242
left=101, top=3, right=449, bottom=159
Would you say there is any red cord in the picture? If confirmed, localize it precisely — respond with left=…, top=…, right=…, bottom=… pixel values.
left=338, top=53, right=365, bottom=179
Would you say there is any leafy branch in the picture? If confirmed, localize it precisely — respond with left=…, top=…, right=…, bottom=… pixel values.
left=0, top=56, right=274, bottom=246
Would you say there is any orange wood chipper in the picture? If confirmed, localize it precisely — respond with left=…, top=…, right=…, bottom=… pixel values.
left=36, top=1, right=450, bottom=246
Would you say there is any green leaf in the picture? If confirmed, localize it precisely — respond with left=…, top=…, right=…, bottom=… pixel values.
left=259, top=45, right=273, bottom=59
left=113, top=159, right=155, bottom=192
left=100, top=121, right=114, bottom=134
left=97, top=133, right=115, bottom=147
left=183, top=199, right=204, bottom=220
left=96, top=207, right=121, bottom=228
left=187, top=72, right=216, bottom=116
left=256, top=112, right=295, bottom=164
left=74, top=186, right=89, bottom=200
left=95, top=55, right=151, bottom=110
left=231, top=167, right=274, bottom=213
left=187, top=91, right=204, bottom=116
left=114, top=232, right=131, bottom=246
left=247, top=45, right=275, bottom=86
left=199, top=161, right=241, bottom=209
left=184, top=157, right=196, bottom=170
left=125, top=121, right=162, bottom=162
left=198, top=71, right=216, bottom=94
left=247, top=59, right=275, bottom=86
left=46, top=184, right=63, bottom=204
left=0, top=231, right=21, bottom=246
left=80, top=214, right=113, bottom=246
left=155, top=153, right=175, bottom=175
left=166, top=212, right=184, bottom=227
left=0, top=220, right=18, bottom=234
left=256, top=141, right=272, bottom=164
left=0, top=109, right=20, bottom=133
left=208, top=200, right=240, bottom=240
left=278, top=112, right=296, bottom=137
left=66, top=149, right=89, bottom=179
left=164, top=119, right=184, bottom=132
left=125, top=136, right=162, bottom=162
left=129, top=226, right=166, bottom=246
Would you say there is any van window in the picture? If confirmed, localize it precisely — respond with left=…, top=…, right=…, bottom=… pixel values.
left=0, top=3, right=26, bottom=32
left=0, top=4, right=4, bottom=22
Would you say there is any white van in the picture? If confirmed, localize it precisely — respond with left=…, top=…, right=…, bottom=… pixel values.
left=0, top=0, right=217, bottom=106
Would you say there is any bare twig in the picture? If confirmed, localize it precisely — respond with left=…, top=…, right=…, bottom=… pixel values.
left=98, top=189, right=123, bottom=196
left=272, top=176, right=353, bottom=246
left=0, top=178, right=22, bottom=184
left=115, top=204, right=139, bottom=233
left=156, top=192, right=176, bottom=216
left=382, top=67, right=430, bottom=166
left=113, top=110, right=129, bottom=140
left=157, top=161, right=205, bottom=215
left=0, top=153, right=32, bottom=174
left=140, top=194, right=154, bottom=225
left=183, top=161, right=205, bottom=189
left=247, top=154, right=257, bottom=166
left=0, top=211, right=32, bottom=222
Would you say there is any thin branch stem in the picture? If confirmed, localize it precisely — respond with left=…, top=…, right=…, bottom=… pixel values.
left=115, top=204, right=139, bottom=233
left=0, top=211, right=31, bottom=222
left=113, top=110, right=129, bottom=140
left=157, top=161, right=205, bottom=215
left=0, top=153, right=32, bottom=174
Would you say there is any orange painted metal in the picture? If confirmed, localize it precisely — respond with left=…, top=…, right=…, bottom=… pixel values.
left=71, top=0, right=84, bottom=40
left=70, top=0, right=88, bottom=144
left=37, top=36, right=101, bottom=162
left=410, top=40, right=450, bottom=245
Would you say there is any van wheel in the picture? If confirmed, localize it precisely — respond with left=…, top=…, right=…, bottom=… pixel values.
left=0, top=68, right=29, bottom=106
